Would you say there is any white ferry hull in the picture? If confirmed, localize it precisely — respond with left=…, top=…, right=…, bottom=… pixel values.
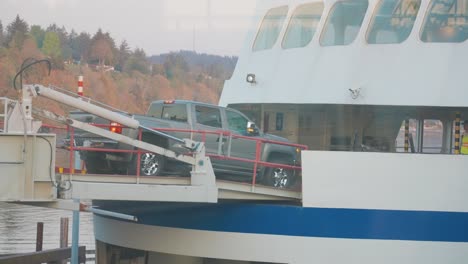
left=94, top=214, right=468, bottom=264
left=93, top=151, right=468, bottom=263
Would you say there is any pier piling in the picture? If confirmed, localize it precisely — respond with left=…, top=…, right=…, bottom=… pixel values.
left=60, top=217, right=69, bottom=248
left=35, top=222, right=43, bottom=252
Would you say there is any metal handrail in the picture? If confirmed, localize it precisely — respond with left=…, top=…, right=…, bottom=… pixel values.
left=55, top=124, right=305, bottom=190
left=60, top=124, right=308, bottom=187
left=149, top=127, right=307, bottom=187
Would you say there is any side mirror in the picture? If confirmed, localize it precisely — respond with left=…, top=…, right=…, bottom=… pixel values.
left=246, top=121, right=259, bottom=136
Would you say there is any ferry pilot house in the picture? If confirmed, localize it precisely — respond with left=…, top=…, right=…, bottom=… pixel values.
left=222, top=0, right=468, bottom=155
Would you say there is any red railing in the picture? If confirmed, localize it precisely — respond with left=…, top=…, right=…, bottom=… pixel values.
left=42, top=122, right=308, bottom=189
left=152, top=127, right=307, bottom=186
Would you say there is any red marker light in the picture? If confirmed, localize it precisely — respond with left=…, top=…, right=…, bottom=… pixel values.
left=110, top=122, right=122, bottom=134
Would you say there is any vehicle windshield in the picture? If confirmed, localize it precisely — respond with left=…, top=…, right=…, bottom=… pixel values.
left=226, top=109, right=249, bottom=134
left=148, top=103, right=188, bottom=123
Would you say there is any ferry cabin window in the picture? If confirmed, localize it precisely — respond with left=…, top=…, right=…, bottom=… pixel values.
left=320, top=0, right=369, bottom=46
left=252, top=6, right=289, bottom=51
left=282, top=3, right=325, bottom=49
left=395, top=119, right=444, bottom=153
left=395, top=119, right=417, bottom=152
left=367, top=0, right=421, bottom=44
left=226, top=110, right=249, bottom=134
left=422, top=120, right=444, bottom=153
left=421, top=0, right=468, bottom=42
left=148, top=103, right=188, bottom=123
left=195, top=105, right=222, bottom=128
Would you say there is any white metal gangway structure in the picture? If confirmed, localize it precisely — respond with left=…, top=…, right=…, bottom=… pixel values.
left=0, top=83, right=302, bottom=209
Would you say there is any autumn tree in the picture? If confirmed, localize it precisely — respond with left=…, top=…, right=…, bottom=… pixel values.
left=21, top=38, right=42, bottom=62
left=152, top=64, right=165, bottom=76
left=207, top=62, right=225, bottom=79
left=5, top=15, right=29, bottom=48
left=30, top=25, right=45, bottom=48
left=88, top=29, right=115, bottom=66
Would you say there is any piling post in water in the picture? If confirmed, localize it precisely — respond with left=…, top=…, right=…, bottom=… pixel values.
left=36, top=222, right=43, bottom=252
left=60, top=217, right=69, bottom=248
left=60, top=217, right=69, bottom=264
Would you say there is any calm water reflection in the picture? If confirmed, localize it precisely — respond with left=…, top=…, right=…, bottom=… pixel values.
left=0, top=202, right=95, bottom=254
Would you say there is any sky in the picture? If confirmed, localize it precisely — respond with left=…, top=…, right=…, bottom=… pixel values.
left=0, top=0, right=258, bottom=56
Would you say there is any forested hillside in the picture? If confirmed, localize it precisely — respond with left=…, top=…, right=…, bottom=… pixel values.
left=0, top=15, right=236, bottom=115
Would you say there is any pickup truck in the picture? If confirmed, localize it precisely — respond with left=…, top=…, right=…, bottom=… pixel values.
left=71, top=100, right=300, bottom=188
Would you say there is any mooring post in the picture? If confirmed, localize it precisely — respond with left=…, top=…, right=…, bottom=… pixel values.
left=71, top=200, right=80, bottom=264
left=60, top=217, right=69, bottom=248
left=36, top=222, right=43, bottom=252
left=60, top=217, right=69, bottom=264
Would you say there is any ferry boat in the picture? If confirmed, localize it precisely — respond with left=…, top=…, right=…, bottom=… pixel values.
left=92, top=0, right=468, bottom=263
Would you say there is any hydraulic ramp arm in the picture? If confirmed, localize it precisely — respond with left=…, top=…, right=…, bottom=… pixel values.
left=20, top=83, right=218, bottom=202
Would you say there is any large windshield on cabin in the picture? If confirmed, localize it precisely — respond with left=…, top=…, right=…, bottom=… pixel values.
left=252, top=6, right=289, bottom=51
left=320, top=0, right=369, bottom=46
left=367, top=0, right=421, bottom=44
left=421, top=0, right=468, bottom=42
left=282, top=3, right=325, bottom=49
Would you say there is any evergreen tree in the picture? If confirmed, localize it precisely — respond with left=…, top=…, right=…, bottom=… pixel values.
left=30, top=25, right=45, bottom=48
left=124, top=48, right=149, bottom=74
left=5, top=15, right=29, bottom=48
left=115, top=40, right=130, bottom=71
left=71, top=32, right=91, bottom=62
left=163, top=53, right=189, bottom=80
left=68, top=29, right=78, bottom=61
left=64, top=29, right=78, bottom=62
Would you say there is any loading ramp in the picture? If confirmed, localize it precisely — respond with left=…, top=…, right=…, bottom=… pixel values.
left=1, top=82, right=302, bottom=206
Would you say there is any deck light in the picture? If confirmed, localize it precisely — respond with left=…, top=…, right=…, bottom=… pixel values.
left=246, top=73, right=256, bottom=84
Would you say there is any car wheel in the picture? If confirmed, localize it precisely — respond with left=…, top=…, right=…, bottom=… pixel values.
left=263, top=158, right=296, bottom=188
left=130, top=153, right=165, bottom=176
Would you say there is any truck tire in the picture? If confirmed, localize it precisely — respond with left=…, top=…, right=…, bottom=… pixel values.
left=263, top=157, right=296, bottom=188
left=129, top=153, right=166, bottom=176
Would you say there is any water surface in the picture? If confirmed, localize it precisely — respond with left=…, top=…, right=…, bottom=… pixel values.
left=0, top=202, right=95, bottom=254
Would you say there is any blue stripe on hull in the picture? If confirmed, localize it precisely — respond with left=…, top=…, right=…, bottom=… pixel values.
left=129, top=203, right=468, bottom=242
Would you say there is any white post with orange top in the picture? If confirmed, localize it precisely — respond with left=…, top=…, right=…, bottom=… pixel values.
left=77, top=75, right=84, bottom=97
left=75, top=75, right=84, bottom=171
